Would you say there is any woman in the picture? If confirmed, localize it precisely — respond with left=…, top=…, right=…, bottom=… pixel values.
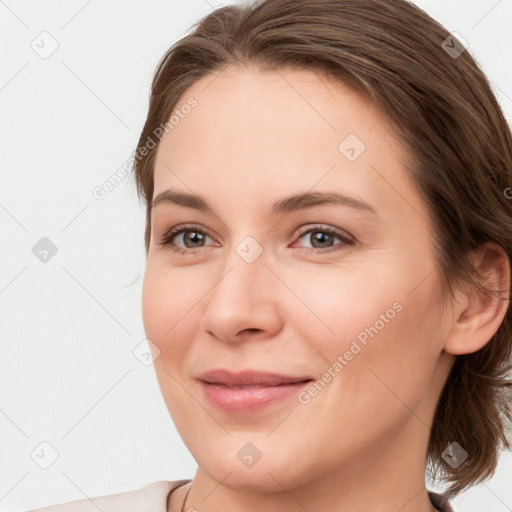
left=29, top=0, right=512, bottom=511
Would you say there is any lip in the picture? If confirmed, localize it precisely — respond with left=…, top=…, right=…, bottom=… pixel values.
left=197, top=369, right=314, bottom=414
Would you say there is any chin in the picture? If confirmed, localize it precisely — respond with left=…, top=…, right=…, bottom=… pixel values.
left=195, top=443, right=316, bottom=493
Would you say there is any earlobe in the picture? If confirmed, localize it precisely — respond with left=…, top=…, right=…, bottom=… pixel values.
left=443, top=242, right=511, bottom=356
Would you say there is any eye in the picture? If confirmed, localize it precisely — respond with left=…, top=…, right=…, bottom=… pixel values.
left=159, top=224, right=216, bottom=255
left=293, top=224, right=354, bottom=254
left=159, top=223, right=354, bottom=256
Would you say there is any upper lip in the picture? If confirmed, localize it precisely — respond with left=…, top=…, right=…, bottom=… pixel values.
left=197, top=369, right=314, bottom=387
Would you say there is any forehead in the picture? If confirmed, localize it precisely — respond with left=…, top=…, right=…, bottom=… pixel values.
left=155, top=65, right=388, bottom=164
left=152, top=65, right=421, bottom=219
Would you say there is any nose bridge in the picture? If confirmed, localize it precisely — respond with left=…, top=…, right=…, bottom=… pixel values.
left=199, top=233, right=281, bottom=341
left=215, top=233, right=270, bottom=303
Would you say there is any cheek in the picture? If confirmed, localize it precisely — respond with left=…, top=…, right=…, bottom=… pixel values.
left=141, top=264, right=199, bottom=357
left=141, top=265, right=201, bottom=416
left=276, top=263, right=402, bottom=350
left=293, top=261, right=442, bottom=391
left=332, top=278, right=444, bottom=416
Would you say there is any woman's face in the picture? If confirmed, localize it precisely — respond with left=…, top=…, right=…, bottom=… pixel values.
left=142, top=65, right=456, bottom=491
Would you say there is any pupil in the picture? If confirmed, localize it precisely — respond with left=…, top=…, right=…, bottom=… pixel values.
left=185, top=232, right=203, bottom=247
left=312, top=232, right=331, bottom=248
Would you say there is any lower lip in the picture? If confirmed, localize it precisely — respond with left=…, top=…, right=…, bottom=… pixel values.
left=199, top=380, right=312, bottom=414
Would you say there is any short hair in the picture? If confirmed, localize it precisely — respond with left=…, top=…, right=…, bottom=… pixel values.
left=133, top=0, right=512, bottom=497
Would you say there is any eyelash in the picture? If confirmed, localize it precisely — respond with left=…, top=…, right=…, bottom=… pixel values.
left=159, top=223, right=354, bottom=256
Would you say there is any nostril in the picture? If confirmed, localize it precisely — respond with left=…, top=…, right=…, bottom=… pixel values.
left=240, top=328, right=261, bottom=335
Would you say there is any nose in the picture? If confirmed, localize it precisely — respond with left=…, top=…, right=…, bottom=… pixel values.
left=199, top=245, right=283, bottom=344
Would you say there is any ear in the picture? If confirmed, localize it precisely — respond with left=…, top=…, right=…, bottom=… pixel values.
left=443, top=242, right=511, bottom=355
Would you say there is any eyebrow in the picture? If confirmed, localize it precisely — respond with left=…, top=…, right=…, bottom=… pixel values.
left=152, top=189, right=377, bottom=216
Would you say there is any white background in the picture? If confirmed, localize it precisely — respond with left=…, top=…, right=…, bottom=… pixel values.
left=1, top=1, right=511, bottom=511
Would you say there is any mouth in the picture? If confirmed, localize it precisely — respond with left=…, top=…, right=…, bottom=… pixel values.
left=196, top=369, right=314, bottom=413
left=209, top=380, right=313, bottom=389
left=197, top=369, right=314, bottom=387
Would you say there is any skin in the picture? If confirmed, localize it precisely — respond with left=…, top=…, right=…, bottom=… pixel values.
left=141, top=65, right=510, bottom=512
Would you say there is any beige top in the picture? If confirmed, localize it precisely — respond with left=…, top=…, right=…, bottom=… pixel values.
left=26, top=479, right=455, bottom=512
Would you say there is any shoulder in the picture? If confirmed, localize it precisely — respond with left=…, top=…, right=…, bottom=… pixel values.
left=26, top=479, right=192, bottom=512
left=428, top=490, right=456, bottom=512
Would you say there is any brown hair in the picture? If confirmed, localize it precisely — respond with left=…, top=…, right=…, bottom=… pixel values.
left=133, top=0, right=512, bottom=497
